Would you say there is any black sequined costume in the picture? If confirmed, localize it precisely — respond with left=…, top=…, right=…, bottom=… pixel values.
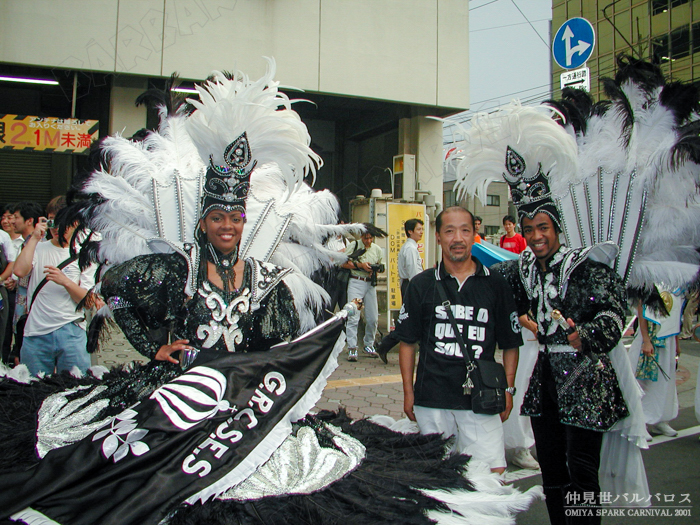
left=100, top=253, right=299, bottom=360
left=493, top=245, right=629, bottom=429
left=493, top=244, right=629, bottom=523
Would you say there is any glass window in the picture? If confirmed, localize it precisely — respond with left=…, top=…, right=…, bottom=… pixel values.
left=443, top=190, right=456, bottom=208
left=653, top=33, right=671, bottom=62
left=652, top=1, right=669, bottom=16
left=670, top=25, right=691, bottom=59
left=671, top=0, right=690, bottom=8
left=486, top=195, right=500, bottom=206
left=484, top=225, right=500, bottom=236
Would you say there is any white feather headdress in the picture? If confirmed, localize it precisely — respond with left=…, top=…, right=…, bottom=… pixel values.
left=449, top=56, right=700, bottom=293
left=70, top=59, right=369, bottom=326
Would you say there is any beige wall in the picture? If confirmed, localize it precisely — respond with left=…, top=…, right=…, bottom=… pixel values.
left=1, top=0, right=469, bottom=109
left=109, top=76, right=148, bottom=136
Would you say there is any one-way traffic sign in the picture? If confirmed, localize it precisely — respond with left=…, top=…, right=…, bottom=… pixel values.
left=552, top=18, right=595, bottom=70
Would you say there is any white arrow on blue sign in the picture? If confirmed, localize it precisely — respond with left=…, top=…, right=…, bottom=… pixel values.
left=552, top=17, right=595, bottom=70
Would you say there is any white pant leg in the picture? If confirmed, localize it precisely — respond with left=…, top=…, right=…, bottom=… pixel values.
left=345, top=278, right=366, bottom=349
left=414, top=406, right=458, bottom=441
left=362, top=284, right=378, bottom=348
left=414, top=406, right=506, bottom=470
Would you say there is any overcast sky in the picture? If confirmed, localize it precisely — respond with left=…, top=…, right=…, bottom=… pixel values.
left=444, top=0, right=553, bottom=144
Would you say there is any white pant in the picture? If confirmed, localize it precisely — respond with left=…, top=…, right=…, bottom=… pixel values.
left=345, top=278, right=378, bottom=349
left=414, top=406, right=506, bottom=470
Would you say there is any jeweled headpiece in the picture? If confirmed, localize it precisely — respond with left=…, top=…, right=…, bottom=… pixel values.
left=201, top=132, right=256, bottom=217
left=502, top=146, right=561, bottom=228
left=186, top=58, right=322, bottom=221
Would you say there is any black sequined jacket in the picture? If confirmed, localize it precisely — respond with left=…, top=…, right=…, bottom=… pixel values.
left=492, top=245, right=629, bottom=431
left=100, top=253, right=300, bottom=360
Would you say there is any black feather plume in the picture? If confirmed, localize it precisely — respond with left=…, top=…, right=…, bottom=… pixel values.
left=362, top=223, right=388, bottom=238
left=669, top=120, right=700, bottom=170
left=660, top=81, right=700, bottom=127
left=614, top=54, right=665, bottom=94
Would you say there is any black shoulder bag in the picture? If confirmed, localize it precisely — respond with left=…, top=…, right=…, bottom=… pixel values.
left=14, top=256, right=78, bottom=353
left=436, top=279, right=507, bottom=415
left=337, top=240, right=365, bottom=285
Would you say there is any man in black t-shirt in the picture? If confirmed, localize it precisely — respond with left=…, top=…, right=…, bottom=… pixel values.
left=396, top=207, right=522, bottom=474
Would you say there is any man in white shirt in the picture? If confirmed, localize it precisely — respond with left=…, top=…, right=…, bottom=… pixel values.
left=397, top=218, right=424, bottom=301
left=377, top=219, right=424, bottom=364
left=14, top=207, right=97, bottom=376
left=9, top=201, right=46, bottom=365
left=0, top=227, right=16, bottom=363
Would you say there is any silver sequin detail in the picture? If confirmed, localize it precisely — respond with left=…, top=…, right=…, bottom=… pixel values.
left=219, top=423, right=366, bottom=501
left=196, top=282, right=252, bottom=352
left=594, top=310, right=624, bottom=335
left=108, top=296, right=133, bottom=310
left=36, top=385, right=111, bottom=458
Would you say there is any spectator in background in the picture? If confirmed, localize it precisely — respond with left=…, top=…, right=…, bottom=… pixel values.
left=14, top=205, right=97, bottom=376
left=45, top=196, right=67, bottom=241
left=342, top=231, right=384, bottom=362
left=397, top=218, right=424, bottom=301
left=474, top=215, right=483, bottom=244
left=500, top=215, right=527, bottom=254
left=376, top=218, right=424, bottom=364
left=0, top=204, right=20, bottom=364
left=0, top=208, right=17, bottom=364
left=10, top=201, right=45, bottom=364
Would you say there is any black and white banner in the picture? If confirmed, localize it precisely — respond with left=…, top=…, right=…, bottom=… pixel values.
left=0, top=315, right=346, bottom=525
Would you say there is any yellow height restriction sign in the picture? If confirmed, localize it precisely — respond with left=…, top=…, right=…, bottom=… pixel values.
left=0, top=115, right=99, bottom=153
left=387, top=202, right=426, bottom=311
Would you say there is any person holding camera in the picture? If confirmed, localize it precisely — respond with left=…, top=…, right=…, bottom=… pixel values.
left=13, top=207, right=97, bottom=376
left=342, top=231, right=384, bottom=361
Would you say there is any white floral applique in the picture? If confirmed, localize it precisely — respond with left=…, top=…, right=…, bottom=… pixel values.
left=92, top=408, right=150, bottom=462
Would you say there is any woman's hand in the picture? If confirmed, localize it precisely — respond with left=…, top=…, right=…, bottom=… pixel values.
left=641, top=340, right=654, bottom=357
left=155, top=339, right=193, bottom=364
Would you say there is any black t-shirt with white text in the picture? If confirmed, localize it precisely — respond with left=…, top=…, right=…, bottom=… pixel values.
left=395, top=259, right=522, bottom=410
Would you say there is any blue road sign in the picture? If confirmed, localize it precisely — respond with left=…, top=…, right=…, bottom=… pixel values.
left=552, top=18, right=595, bottom=70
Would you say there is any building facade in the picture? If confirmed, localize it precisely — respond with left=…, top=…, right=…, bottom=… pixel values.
left=552, top=0, right=699, bottom=100
left=0, top=0, right=469, bottom=218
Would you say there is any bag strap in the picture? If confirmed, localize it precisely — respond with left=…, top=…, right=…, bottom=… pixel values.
left=27, top=255, right=78, bottom=314
left=435, top=279, right=478, bottom=394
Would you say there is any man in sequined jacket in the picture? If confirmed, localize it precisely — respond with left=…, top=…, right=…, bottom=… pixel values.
left=493, top=212, right=628, bottom=525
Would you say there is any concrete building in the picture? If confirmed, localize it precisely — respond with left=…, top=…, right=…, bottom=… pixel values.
left=0, top=0, right=469, bottom=231
left=551, top=0, right=699, bottom=100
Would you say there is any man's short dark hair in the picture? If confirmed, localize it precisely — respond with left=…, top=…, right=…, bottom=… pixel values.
left=520, top=212, right=562, bottom=234
left=474, top=216, right=483, bottom=224
left=12, top=201, right=44, bottom=226
left=503, top=214, right=516, bottom=225
left=436, top=206, right=474, bottom=233
left=404, top=218, right=424, bottom=237
left=0, top=203, right=15, bottom=216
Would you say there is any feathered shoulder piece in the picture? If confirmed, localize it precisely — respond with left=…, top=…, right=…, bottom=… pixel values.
left=65, top=59, right=365, bottom=305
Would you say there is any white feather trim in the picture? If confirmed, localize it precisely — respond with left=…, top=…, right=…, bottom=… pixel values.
left=450, top=102, right=578, bottom=205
